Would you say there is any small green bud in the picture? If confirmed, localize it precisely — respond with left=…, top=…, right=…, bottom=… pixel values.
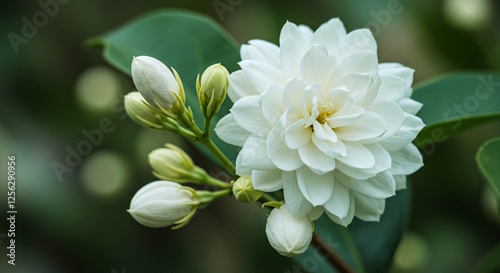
left=124, top=92, right=163, bottom=130
left=232, top=176, right=262, bottom=203
left=198, top=63, right=229, bottom=119
left=149, top=144, right=202, bottom=183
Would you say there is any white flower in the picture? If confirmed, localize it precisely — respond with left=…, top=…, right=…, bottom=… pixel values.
left=215, top=18, right=424, bottom=226
left=265, top=205, right=313, bottom=257
left=131, top=56, right=181, bottom=109
left=128, top=181, right=196, bottom=228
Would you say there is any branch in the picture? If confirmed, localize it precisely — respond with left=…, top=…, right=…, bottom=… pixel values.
left=311, top=232, right=355, bottom=273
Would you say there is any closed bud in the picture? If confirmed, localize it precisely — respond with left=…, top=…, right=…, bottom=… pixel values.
left=265, top=205, right=313, bottom=257
left=198, top=63, right=229, bottom=118
left=149, top=144, right=202, bottom=183
left=232, top=176, right=262, bottom=203
left=128, top=181, right=197, bottom=229
left=131, top=56, right=184, bottom=110
left=124, top=92, right=163, bottom=129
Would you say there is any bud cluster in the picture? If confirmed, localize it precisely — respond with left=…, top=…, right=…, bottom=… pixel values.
left=124, top=55, right=314, bottom=257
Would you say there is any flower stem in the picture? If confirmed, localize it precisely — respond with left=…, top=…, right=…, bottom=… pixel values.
left=203, top=116, right=212, bottom=139
left=260, top=192, right=277, bottom=203
left=200, top=137, right=236, bottom=176
left=202, top=172, right=231, bottom=189
left=311, top=232, right=355, bottom=273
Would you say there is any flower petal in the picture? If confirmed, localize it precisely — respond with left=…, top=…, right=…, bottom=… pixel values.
left=380, top=114, right=424, bottom=151
left=398, top=97, right=422, bottom=115
left=252, top=169, right=283, bottom=192
left=284, top=119, right=312, bottom=149
left=267, top=125, right=303, bottom=171
left=329, top=51, right=378, bottom=84
left=335, top=111, right=386, bottom=141
left=326, top=106, right=364, bottom=128
left=309, top=21, right=342, bottom=54
left=282, top=171, right=313, bottom=217
left=298, top=141, right=336, bottom=175
left=283, top=78, right=308, bottom=107
left=389, top=144, right=423, bottom=175
left=353, top=193, right=385, bottom=222
left=336, top=29, right=377, bottom=60
left=237, top=135, right=275, bottom=170
left=379, top=63, right=414, bottom=91
left=325, top=192, right=355, bottom=227
left=335, top=143, right=391, bottom=180
left=323, top=181, right=350, bottom=218
left=364, top=99, right=405, bottom=142
left=280, top=38, right=303, bottom=79
left=300, top=45, right=337, bottom=89
left=214, top=114, right=251, bottom=146
left=313, top=121, right=337, bottom=143
left=376, top=75, right=407, bottom=102
left=336, top=141, right=375, bottom=169
left=260, top=85, right=285, bottom=125
left=336, top=170, right=395, bottom=199
left=297, top=166, right=334, bottom=206
left=239, top=59, right=284, bottom=92
left=280, top=21, right=309, bottom=51
left=231, top=95, right=272, bottom=137
left=312, top=134, right=347, bottom=157
left=227, top=70, right=259, bottom=102
left=307, top=206, right=324, bottom=221
left=241, top=39, right=281, bottom=69
left=394, top=175, right=407, bottom=190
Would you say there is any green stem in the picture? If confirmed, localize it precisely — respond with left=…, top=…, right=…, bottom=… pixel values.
left=176, top=125, right=199, bottom=140
left=202, top=172, right=231, bottom=189
left=211, top=188, right=231, bottom=200
left=203, top=116, right=212, bottom=139
left=200, top=137, right=236, bottom=176
left=197, top=188, right=231, bottom=207
left=260, top=192, right=278, bottom=203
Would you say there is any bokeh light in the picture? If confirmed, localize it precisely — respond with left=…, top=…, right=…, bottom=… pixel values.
left=75, top=66, right=122, bottom=112
left=80, top=150, right=129, bottom=196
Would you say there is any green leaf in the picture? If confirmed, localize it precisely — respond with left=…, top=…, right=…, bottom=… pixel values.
left=86, top=9, right=241, bottom=165
left=348, top=187, right=410, bottom=273
left=473, top=244, right=500, bottom=273
left=476, top=136, right=500, bottom=196
left=294, top=188, right=410, bottom=273
left=412, top=73, right=500, bottom=147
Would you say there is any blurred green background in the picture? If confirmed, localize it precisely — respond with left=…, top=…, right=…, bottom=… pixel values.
left=1, top=0, right=500, bottom=272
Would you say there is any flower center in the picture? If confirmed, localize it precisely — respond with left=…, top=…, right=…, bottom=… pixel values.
left=316, top=102, right=335, bottom=124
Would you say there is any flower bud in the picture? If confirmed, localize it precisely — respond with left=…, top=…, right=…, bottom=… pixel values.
left=131, top=56, right=183, bottom=110
left=265, top=205, right=313, bottom=257
left=124, top=92, right=163, bottom=129
left=149, top=144, right=202, bottom=183
left=197, top=63, right=229, bottom=118
left=128, top=181, right=197, bottom=228
left=232, top=176, right=262, bottom=203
